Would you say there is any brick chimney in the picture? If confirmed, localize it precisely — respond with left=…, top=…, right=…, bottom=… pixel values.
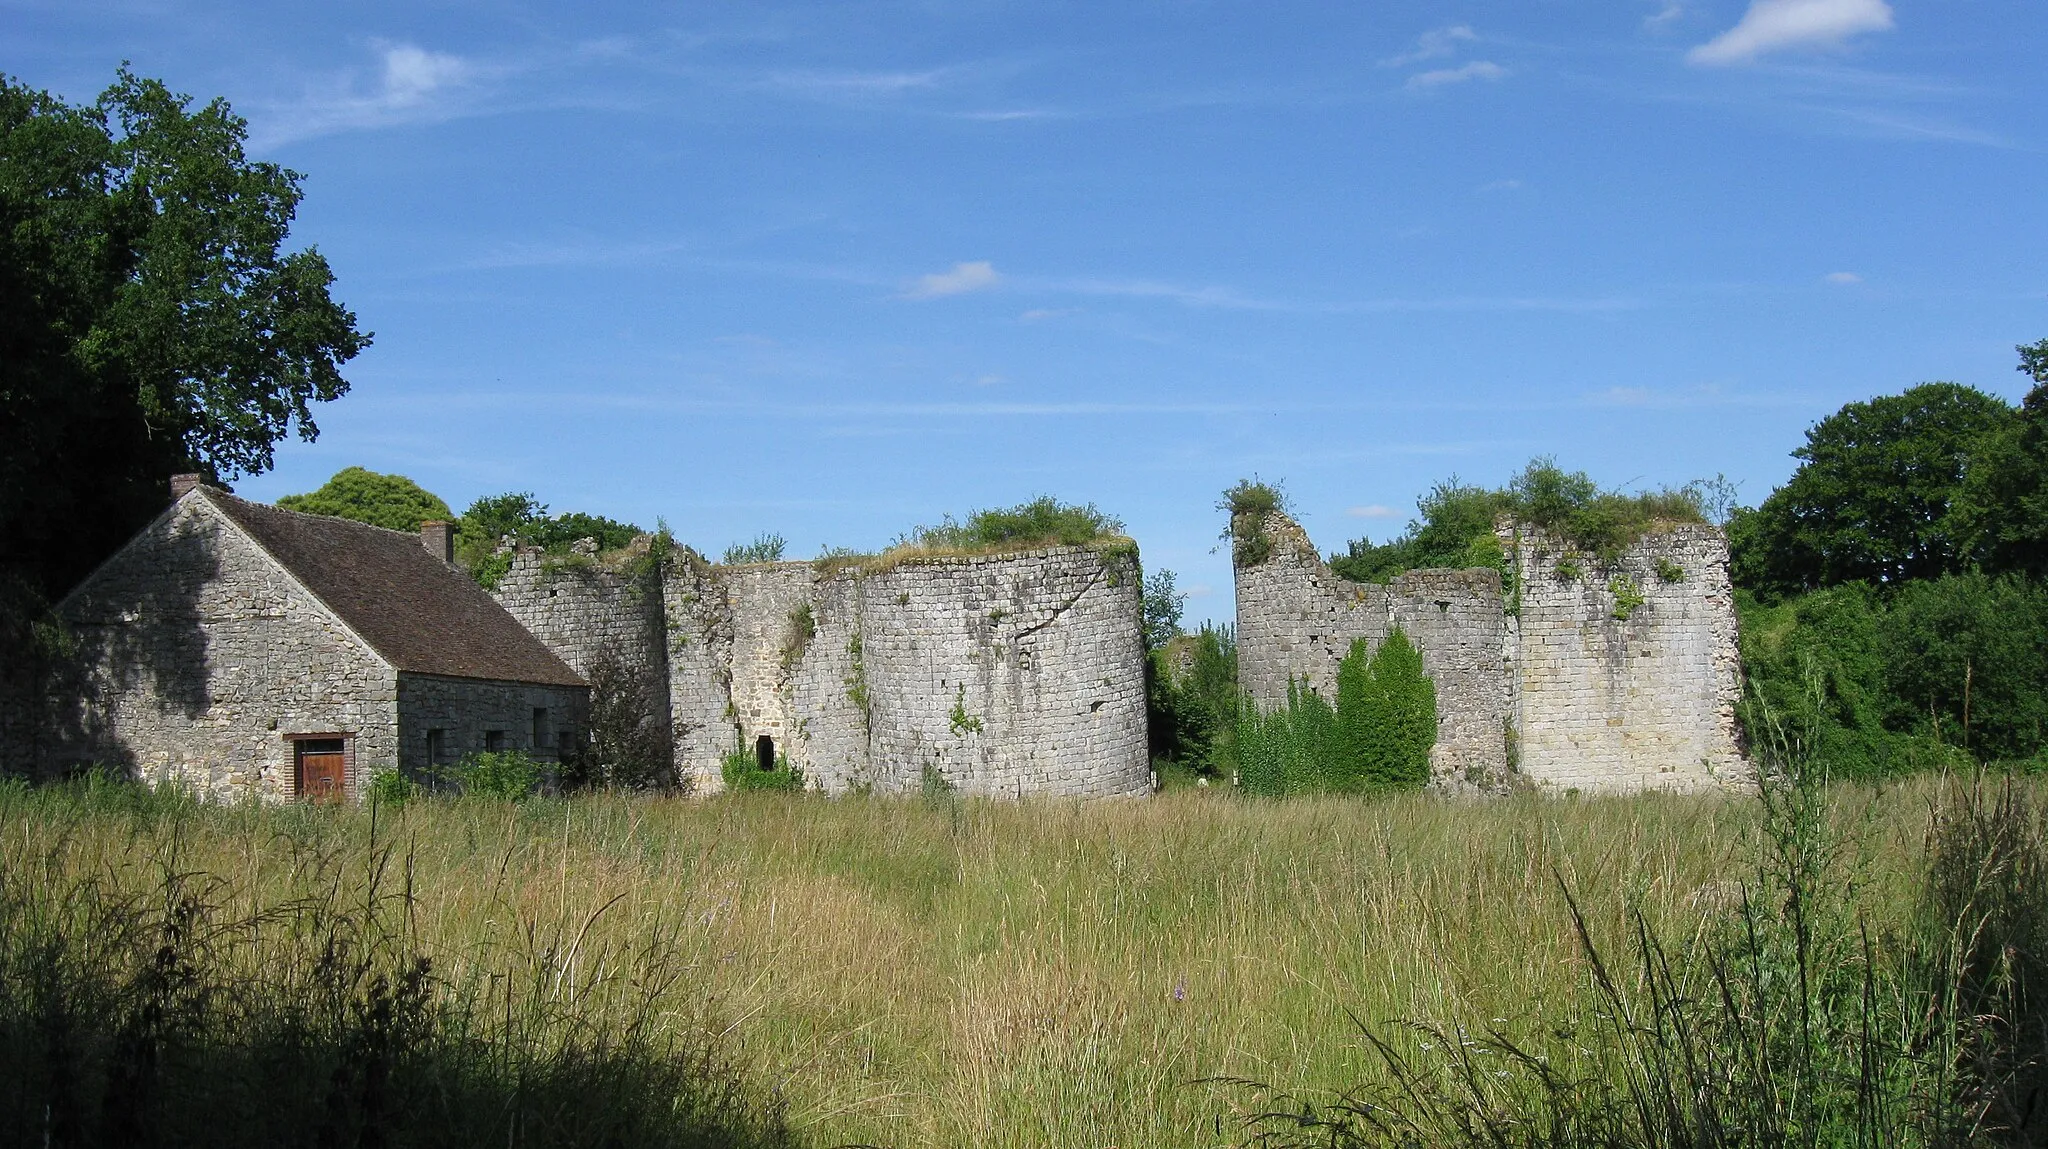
left=170, top=473, right=205, bottom=500
left=421, top=521, right=455, bottom=565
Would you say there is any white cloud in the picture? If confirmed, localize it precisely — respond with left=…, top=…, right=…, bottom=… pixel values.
left=1018, top=308, right=1073, bottom=322
left=1478, top=178, right=1523, bottom=192
left=379, top=43, right=469, bottom=106
left=904, top=261, right=1002, bottom=299
left=1407, top=61, right=1507, bottom=90
left=1824, top=271, right=1862, bottom=284
left=1689, top=0, right=1894, bottom=66
left=1346, top=505, right=1399, bottom=519
left=766, top=68, right=946, bottom=96
left=253, top=41, right=476, bottom=146
left=1595, top=386, right=1656, bottom=406
left=1382, top=25, right=1477, bottom=68
left=1646, top=2, right=1686, bottom=30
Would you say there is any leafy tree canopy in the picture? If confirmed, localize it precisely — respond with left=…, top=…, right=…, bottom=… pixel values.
left=1948, top=341, right=2048, bottom=580
left=1728, top=382, right=2012, bottom=596
left=1140, top=568, right=1185, bottom=651
left=276, top=467, right=451, bottom=533
left=0, top=69, right=369, bottom=613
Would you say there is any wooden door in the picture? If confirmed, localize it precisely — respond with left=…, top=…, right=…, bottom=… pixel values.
left=297, top=738, right=347, bottom=803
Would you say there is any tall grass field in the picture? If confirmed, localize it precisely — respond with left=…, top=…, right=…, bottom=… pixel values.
left=1, top=774, right=2040, bottom=1147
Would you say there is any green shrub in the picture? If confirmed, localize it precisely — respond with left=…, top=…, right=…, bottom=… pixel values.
left=454, top=491, right=644, bottom=587
left=723, top=533, right=787, bottom=564
left=1738, top=575, right=2048, bottom=775
left=1240, top=629, right=1436, bottom=797
left=720, top=749, right=805, bottom=794
left=1148, top=624, right=1240, bottom=776
left=454, top=750, right=543, bottom=800
left=365, top=767, right=419, bottom=807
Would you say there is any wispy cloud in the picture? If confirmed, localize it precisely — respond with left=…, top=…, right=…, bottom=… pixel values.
left=762, top=67, right=948, bottom=96
left=1690, top=0, right=1894, bottom=66
left=1382, top=25, right=1476, bottom=68
left=255, top=41, right=479, bottom=146
left=1407, top=61, right=1508, bottom=90
left=1345, top=505, right=1399, bottom=519
left=1824, top=270, right=1862, bottom=284
left=1478, top=178, right=1524, bottom=192
left=904, top=261, right=1002, bottom=299
left=1581, top=382, right=1802, bottom=409
left=1646, top=2, right=1687, bottom=30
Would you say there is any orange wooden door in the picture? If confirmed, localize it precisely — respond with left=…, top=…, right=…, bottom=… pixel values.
left=297, top=739, right=347, bottom=803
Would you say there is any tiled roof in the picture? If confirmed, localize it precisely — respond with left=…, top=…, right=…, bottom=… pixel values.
left=204, top=490, right=586, bottom=688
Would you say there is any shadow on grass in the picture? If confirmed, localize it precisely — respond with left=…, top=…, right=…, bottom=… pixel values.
left=0, top=778, right=804, bottom=1149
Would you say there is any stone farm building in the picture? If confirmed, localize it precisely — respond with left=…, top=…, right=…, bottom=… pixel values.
left=30, top=478, right=588, bottom=800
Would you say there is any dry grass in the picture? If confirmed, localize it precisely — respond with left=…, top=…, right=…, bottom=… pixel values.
left=0, top=781, right=1950, bottom=1148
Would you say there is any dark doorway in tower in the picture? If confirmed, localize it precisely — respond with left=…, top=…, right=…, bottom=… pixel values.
left=755, top=735, right=776, bottom=772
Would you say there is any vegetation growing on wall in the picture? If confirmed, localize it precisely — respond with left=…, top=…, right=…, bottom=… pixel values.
left=1220, top=480, right=1286, bottom=567
left=1330, top=459, right=1709, bottom=585
left=722, top=533, right=787, bottom=565
left=1238, top=629, right=1436, bottom=796
left=893, top=495, right=1126, bottom=556
left=454, top=492, right=645, bottom=588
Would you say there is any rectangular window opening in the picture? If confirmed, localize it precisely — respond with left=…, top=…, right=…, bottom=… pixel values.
left=485, top=730, right=505, bottom=752
left=532, top=708, right=549, bottom=748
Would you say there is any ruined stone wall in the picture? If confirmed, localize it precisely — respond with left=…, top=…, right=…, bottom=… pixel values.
left=491, top=544, right=674, bottom=772
left=48, top=495, right=400, bottom=799
left=853, top=548, right=1150, bottom=798
left=1232, top=510, right=1748, bottom=793
left=1506, top=524, right=1748, bottom=794
left=662, top=551, right=740, bottom=791
left=395, top=674, right=587, bottom=774
left=1232, top=513, right=1511, bottom=787
left=642, top=545, right=1149, bottom=797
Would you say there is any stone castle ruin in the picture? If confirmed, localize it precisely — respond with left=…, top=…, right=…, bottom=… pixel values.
left=1233, top=510, right=1750, bottom=794
left=492, top=539, right=1152, bottom=797
left=8, top=476, right=1748, bottom=801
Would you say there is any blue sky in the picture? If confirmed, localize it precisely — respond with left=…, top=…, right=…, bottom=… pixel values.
left=9, top=0, right=2045, bottom=623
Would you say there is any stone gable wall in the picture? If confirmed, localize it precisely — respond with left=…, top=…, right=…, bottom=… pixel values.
left=47, top=494, right=400, bottom=799
left=1233, top=511, right=1748, bottom=793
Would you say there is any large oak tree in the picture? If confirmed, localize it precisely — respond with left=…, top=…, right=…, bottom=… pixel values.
left=0, top=69, right=369, bottom=623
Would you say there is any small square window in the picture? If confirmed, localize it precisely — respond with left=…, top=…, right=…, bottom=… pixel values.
left=485, top=730, right=505, bottom=751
